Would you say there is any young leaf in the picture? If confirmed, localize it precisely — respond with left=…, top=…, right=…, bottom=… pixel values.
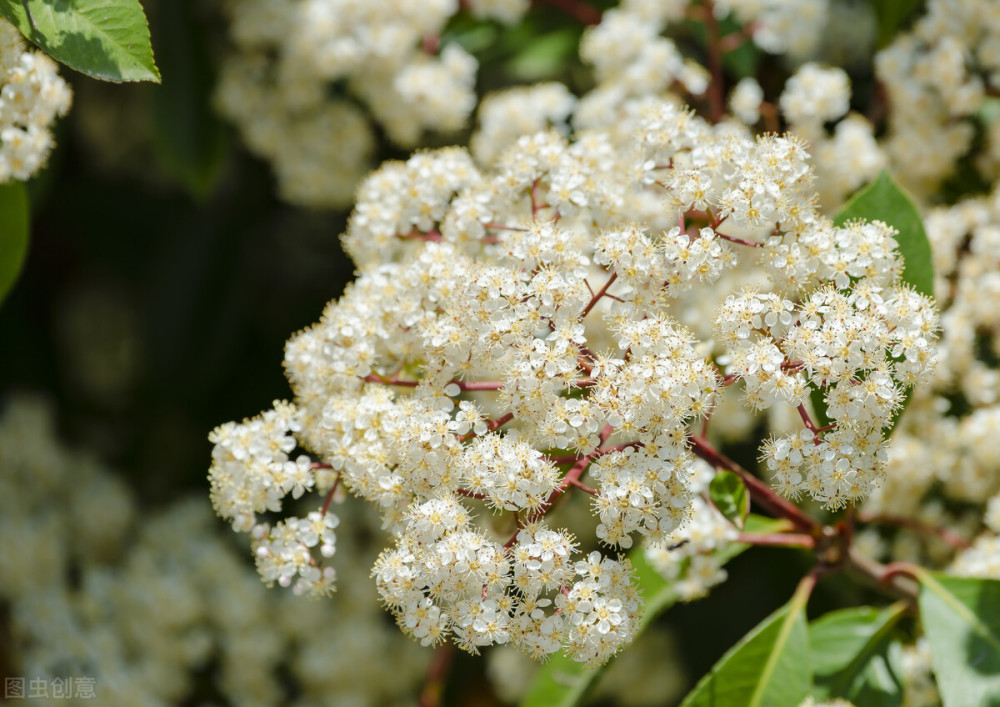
left=709, top=470, right=749, bottom=529
left=519, top=515, right=786, bottom=707
left=809, top=603, right=906, bottom=702
left=679, top=574, right=813, bottom=707
left=0, top=181, right=29, bottom=305
left=916, top=571, right=1000, bottom=707
left=0, top=0, right=160, bottom=83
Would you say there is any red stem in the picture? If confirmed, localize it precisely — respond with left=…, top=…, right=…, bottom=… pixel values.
left=320, top=473, right=342, bottom=517
left=567, top=477, right=598, bottom=495
left=738, top=532, right=815, bottom=549
left=716, top=232, right=764, bottom=248
left=488, top=412, right=514, bottom=432
left=702, top=0, right=726, bottom=123
left=363, top=374, right=504, bottom=392
left=418, top=643, right=454, bottom=707
left=579, top=270, right=617, bottom=319
left=689, top=435, right=819, bottom=532
left=532, top=0, right=601, bottom=25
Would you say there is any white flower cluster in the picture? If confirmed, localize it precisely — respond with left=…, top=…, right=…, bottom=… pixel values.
left=715, top=0, right=829, bottom=59
left=875, top=0, right=1000, bottom=196
left=0, top=20, right=71, bottom=183
left=729, top=77, right=763, bottom=126
left=571, top=0, right=829, bottom=128
left=722, top=219, right=939, bottom=506
left=472, top=83, right=578, bottom=165
left=579, top=5, right=709, bottom=109
left=374, top=497, right=640, bottom=662
left=209, top=401, right=341, bottom=597
left=778, top=63, right=850, bottom=131
left=1, top=396, right=428, bottom=707
left=215, top=0, right=524, bottom=207
left=210, top=89, right=940, bottom=662
left=644, top=461, right=740, bottom=601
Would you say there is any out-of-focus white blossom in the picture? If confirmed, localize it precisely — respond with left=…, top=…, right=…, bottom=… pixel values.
left=0, top=396, right=428, bottom=706
left=216, top=0, right=515, bottom=207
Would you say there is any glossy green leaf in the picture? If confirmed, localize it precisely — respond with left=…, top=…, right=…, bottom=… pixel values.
left=809, top=603, right=906, bottom=702
left=0, top=181, right=29, bottom=305
left=0, top=0, right=159, bottom=82
left=872, top=0, right=924, bottom=47
left=149, top=0, right=229, bottom=197
left=710, top=470, right=749, bottom=529
left=917, top=571, right=1000, bottom=707
left=680, top=578, right=812, bottom=707
left=520, top=515, right=785, bottom=707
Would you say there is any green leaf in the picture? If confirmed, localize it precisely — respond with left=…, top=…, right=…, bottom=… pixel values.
left=710, top=470, right=749, bottom=529
left=833, top=170, right=934, bottom=298
left=809, top=603, right=906, bottom=702
left=680, top=578, right=813, bottom=707
left=506, top=28, right=579, bottom=81
left=0, top=0, right=160, bottom=83
left=851, top=647, right=905, bottom=707
left=519, top=515, right=785, bottom=707
left=916, top=571, right=1000, bottom=707
left=872, top=0, right=924, bottom=48
left=0, top=181, right=29, bottom=305
left=149, top=0, right=229, bottom=197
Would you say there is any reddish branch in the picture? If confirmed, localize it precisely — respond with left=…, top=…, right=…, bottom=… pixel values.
left=689, top=435, right=925, bottom=603
left=488, top=412, right=515, bottom=432
left=532, top=0, right=602, bottom=25
left=418, top=643, right=455, bottom=707
left=796, top=404, right=835, bottom=443
left=701, top=1, right=726, bottom=123
left=363, top=374, right=504, bottom=392
left=738, top=532, right=815, bottom=549
left=320, top=472, right=342, bottom=517
left=580, top=270, right=617, bottom=319
left=716, top=232, right=764, bottom=248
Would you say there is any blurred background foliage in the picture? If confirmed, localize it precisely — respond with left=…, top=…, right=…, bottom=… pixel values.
left=0, top=0, right=934, bottom=703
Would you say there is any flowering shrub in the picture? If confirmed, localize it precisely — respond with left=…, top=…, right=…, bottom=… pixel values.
left=205, top=0, right=1000, bottom=704
left=3, top=0, right=1000, bottom=705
